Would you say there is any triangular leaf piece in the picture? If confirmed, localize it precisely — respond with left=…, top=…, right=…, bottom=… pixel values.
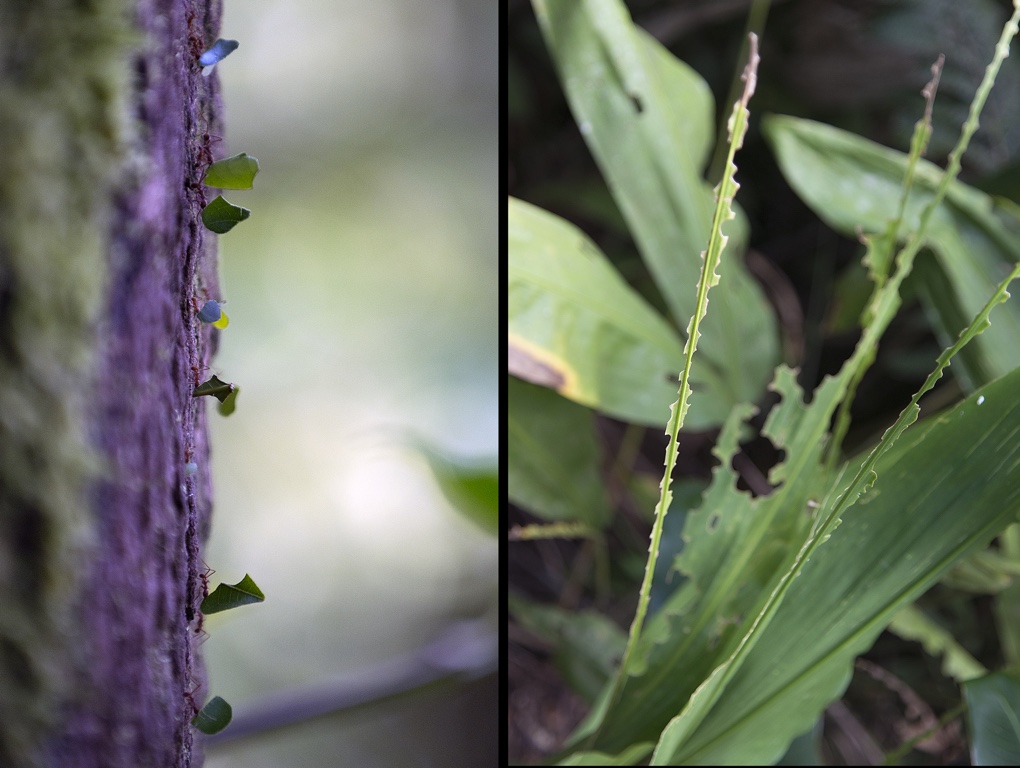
left=200, top=574, right=265, bottom=615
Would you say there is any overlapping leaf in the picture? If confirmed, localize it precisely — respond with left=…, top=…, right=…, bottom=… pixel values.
left=509, top=196, right=730, bottom=428
left=507, top=377, right=610, bottom=527
left=524, top=0, right=779, bottom=427
left=564, top=9, right=1020, bottom=762
left=764, top=114, right=1020, bottom=391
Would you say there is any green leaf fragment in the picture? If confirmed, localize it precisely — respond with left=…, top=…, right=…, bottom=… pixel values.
left=204, top=152, right=260, bottom=189
left=193, top=375, right=235, bottom=403
left=201, top=195, right=250, bottom=234
left=217, top=385, right=239, bottom=416
left=200, top=573, right=265, bottom=615
left=192, top=695, right=232, bottom=735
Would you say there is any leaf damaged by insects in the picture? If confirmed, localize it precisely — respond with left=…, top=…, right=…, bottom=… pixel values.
left=586, top=33, right=764, bottom=749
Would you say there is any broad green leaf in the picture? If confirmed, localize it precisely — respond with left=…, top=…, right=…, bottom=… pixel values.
left=763, top=114, right=1020, bottom=390
left=509, top=594, right=626, bottom=704
left=888, top=604, right=986, bottom=683
left=563, top=8, right=1020, bottom=764
left=531, top=0, right=779, bottom=424
left=577, top=368, right=1018, bottom=764
left=192, top=695, right=232, bottom=734
left=964, top=671, right=1020, bottom=765
left=994, top=524, right=1020, bottom=669
left=583, top=366, right=839, bottom=754
left=193, top=375, right=235, bottom=403
left=775, top=722, right=824, bottom=766
left=200, top=574, right=265, bottom=615
left=582, top=259, right=1020, bottom=759
left=556, top=743, right=652, bottom=766
left=416, top=443, right=497, bottom=535
left=204, top=152, right=260, bottom=190
left=201, top=195, right=251, bottom=234
left=509, top=196, right=731, bottom=428
left=507, top=377, right=610, bottom=527
left=663, top=370, right=1020, bottom=764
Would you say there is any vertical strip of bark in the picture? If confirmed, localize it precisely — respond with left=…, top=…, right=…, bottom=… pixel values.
left=0, top=0, right=223, bottom=765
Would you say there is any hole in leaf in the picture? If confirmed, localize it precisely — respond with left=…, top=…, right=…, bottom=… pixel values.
left=730, top=434, right=785, bottom=498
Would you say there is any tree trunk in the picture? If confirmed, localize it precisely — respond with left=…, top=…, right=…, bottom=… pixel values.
left=0, top=1, right=224, bottom=765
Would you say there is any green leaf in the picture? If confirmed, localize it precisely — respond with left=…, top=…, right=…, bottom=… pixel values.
left=217, top=385, right=239, bottom=416
left=594, top=32, right=763, bottom=742
left=582, top=255, right=1020, bottom=760
left=192, top=695, right=232, bottom=735
left=204, top=152, right=260, bottom=190
left=763, top=114, right=1020, bottom=390
left=888, top=604, right=987, bottom=683
left=555, top=743, right=652, bottom=766
left=416, top=443, right=497, bottom=535
left=201, top=195, right=251, bottom=234
left=508, top=377, right=610, bottom=527
left=531, top=0, right=779, bottom=425
left=639, top=369, right=1020, bottom=764
left=964, top=671, right=1020, bottom=765
left=560, top=7, right=1020, bottom=764
left=200, top=574, right=265, bottom=615
left=193, top=375, right=235, bottom=403
left=510, top=593, right=626, bottom=704
left=509, top=196, right=731, bottom=428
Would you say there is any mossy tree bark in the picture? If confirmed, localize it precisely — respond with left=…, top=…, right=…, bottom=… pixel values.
left=0, top=1, right=225, bottom=765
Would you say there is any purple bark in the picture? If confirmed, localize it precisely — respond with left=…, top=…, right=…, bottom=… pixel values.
left=46, top=1, right=224, bottom=765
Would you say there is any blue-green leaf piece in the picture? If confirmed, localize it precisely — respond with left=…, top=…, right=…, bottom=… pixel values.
left=200, top=573, right=265, bottom=615
left=197, top=300, right=222, bottom=323
left=199, top=39, right=239, bottom=67
left=204, top=152, right=260, bottom=190
left=192, top=695, right=232, bottom=735
left=196, top=299, right=229, bottom=329
left=201, top=195, right=250, bottom=234
left=217, top=385, right=239, bottom=417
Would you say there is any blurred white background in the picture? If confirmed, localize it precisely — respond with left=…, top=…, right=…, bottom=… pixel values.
left=199, top=1, right=496, bottom=766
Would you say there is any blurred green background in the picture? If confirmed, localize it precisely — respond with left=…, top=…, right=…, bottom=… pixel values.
left=199, top=1, right=496, bottom=766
